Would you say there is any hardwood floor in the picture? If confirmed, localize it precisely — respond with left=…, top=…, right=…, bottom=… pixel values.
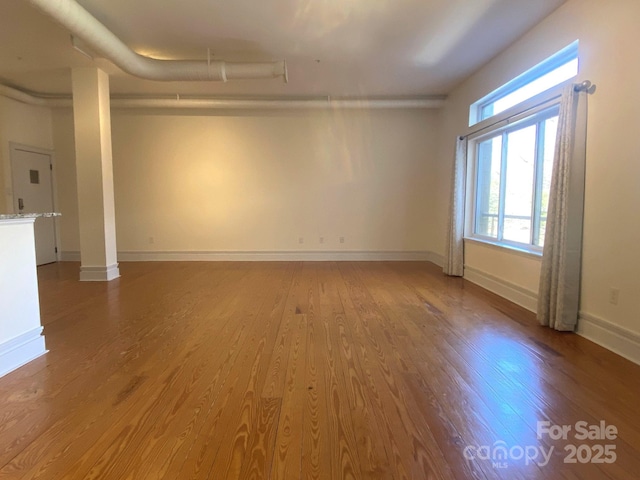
left=1, top=261, right=639, bottom=479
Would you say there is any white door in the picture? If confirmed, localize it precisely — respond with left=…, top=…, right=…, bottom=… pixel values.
left=11, top=147, right=58, bottom=265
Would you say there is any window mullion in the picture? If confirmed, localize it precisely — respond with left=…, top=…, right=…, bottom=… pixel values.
left=532, top=120, right=546, bottom=245
left=497, top=132, right=508, bottom=241
left=530, top=122, right=540, bottom=245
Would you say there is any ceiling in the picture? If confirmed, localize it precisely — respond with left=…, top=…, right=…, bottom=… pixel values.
left=0, top=0, right=565, bottom=98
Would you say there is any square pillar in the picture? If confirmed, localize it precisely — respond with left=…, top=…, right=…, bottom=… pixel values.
left=72, top=67, right=119, bottom=281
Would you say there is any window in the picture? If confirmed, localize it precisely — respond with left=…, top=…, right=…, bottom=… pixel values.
left=469, top=41, right=578, bottom=126
left=472, top=107, right=558, bottom=250
left=467, top=42, right=579, bottom=253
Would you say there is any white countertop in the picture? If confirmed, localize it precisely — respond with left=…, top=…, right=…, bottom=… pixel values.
left=0, top=212, right=61, bottom=220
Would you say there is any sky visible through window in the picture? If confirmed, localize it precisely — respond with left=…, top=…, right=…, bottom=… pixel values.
left=488, top=59, right=578, bottom=117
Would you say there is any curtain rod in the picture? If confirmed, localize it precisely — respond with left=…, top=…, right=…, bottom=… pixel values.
left=461, top=94, right=561, bottom=141
left=460, top=80, right=596, bottom=141
left=574, top=80, right=596, bottom=94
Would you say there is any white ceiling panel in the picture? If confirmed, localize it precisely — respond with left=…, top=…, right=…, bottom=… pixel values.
left=0, top=0, right=565, bottom=97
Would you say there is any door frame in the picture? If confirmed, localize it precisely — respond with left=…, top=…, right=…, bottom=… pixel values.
left=9, top=142, right=61, bottom=263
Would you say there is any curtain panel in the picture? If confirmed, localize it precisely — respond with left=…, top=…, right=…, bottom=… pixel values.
left=537, top=84, right=589, bottom=331
left=443, top=137, right=467, bottom=277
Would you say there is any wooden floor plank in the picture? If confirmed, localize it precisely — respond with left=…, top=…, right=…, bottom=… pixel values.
left=0, top=261, right=638, bottom=480
left=172, top=263, right=294, bottom=480
left=337, top=262, right=456, bottom=480
left=271, top=314, right=308, bottom=480
left=371, top=263, right=638, bottom=479
left=300, top=262, right=334, bottom=480
left=0, top=265, right=248, bottom=478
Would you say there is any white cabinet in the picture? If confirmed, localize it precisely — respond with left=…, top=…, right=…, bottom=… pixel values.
left=0, top=216, right=48, bottom=377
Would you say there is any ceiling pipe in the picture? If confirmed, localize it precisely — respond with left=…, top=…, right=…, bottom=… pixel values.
left=0, top=83, right=446, bottom=109
left=108, top=97, right=446, bottom=109
left=26, top=0, right=288, bottom=83
left=0, top=84, right=49, bottom=106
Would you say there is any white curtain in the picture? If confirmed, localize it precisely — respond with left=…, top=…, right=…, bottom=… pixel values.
left=444, top=137, right=466, bottom=277
left=537, top=84, right=589, bottom=331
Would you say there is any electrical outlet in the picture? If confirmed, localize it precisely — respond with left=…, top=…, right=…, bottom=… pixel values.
left=339, top=236, right=345, bottom=244
left=298, top=237, right=304, bottom=244
left=609, top=288, right=620, bottom=305
left=319, top=236, right=324, bottom=244
left=149, top=236, right=155, bottom=244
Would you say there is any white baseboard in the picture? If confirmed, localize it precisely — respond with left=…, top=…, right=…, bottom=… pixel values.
left=80, top=263, right=120, bottom=281
left=112, top=250, right=435, bottom=262
left=60, top=251, right=80, bottom=261
left=577, top=313, right=640, bottom=366
left=61, top=250, right=440, bottom=263
left=0, top=327, right=47, bottom=378
left=425, top=251, right=444, bottom=267
left=463, top=266, right=538, bottom=312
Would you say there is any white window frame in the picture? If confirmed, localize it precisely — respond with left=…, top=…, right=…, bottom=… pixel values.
left=466, top=104, right=560, bottom=254
left=469, top=41, right=579, bottom=127
left=464, top=41, right=580, bottom=255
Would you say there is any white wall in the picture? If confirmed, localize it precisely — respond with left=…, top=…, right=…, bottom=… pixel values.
left=0, top=97, right=54, bottom=213
left=53, top=107, right=440, bottom=256
left=437, top=0, right=640, bottom=354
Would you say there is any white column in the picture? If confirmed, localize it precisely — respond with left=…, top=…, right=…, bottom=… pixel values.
left=71, top=67, right=119, bottom=281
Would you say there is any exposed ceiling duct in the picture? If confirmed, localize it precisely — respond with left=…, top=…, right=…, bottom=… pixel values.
left=0, top=84, right=48, bottom=106
left=107, top=96, right=445, bottom=110
left=26, top=0, right=288, bottom=83
left=0, top=83, right=446, bottom=110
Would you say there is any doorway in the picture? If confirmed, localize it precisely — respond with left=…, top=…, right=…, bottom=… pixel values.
left=10, top=144, right=58, bottom=266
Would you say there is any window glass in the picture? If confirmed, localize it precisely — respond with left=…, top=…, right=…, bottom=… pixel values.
left=470, top=41, right=578, bottom=126
left=475, top=136, right=502, bottom=238
left=503, top=125, right=536, bottom=244
left=471, top=108, right=559, bottom=251
left=534, top=116, right=558, bottom=246
left=481, top=59, right=578, bottom=121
